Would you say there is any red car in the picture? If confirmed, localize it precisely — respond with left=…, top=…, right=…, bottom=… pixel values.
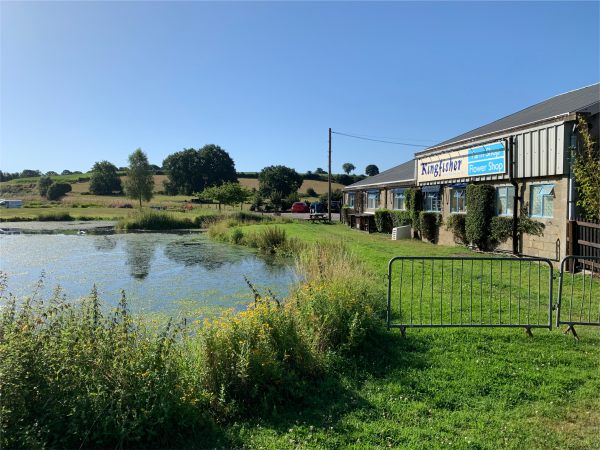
left=290, top=202, right=310, bottom=213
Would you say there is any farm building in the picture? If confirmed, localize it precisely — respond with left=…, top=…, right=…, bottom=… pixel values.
left=344, top=83, right=600, bottom=262
left=342, top=159, right=415, bottom=232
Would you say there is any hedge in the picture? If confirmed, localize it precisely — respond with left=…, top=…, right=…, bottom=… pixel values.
left=445, top=214, right=467, bottom=244
left=419, top=211, right=442, bottom=243
left=374, top=209, right=394, bottom=233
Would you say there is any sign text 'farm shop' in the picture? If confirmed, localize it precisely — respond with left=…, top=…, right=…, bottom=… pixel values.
left=417, top=142, right=506, bottom=183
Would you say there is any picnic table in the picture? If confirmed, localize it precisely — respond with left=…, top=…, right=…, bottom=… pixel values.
left=308, top=213, right=329, bottom=223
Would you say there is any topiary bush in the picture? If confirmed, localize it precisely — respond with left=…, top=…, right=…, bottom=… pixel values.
left=465, top=184, right=495, bottom=249
left=419, top=211, right=442, bottom=243
left=445, top=214, right=467, bottom=244
left=374, top=209, right=393, bottom=233
left=405, top=188, right=422, bottom=232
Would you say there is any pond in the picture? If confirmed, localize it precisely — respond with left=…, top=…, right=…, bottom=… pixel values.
left=0, top=232, right=297, bottom=319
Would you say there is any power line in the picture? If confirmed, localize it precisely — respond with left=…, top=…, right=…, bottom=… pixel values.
left=331, top=131, right=431, bottom=147
left=333, top=130, right=439, bottom=144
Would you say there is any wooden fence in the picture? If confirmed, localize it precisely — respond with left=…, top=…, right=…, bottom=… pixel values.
left=567, top=218, right=600, bottom=272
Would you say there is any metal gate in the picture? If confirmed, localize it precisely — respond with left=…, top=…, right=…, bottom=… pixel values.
left=556, top=256, right=600, bottom=338
left=387, top=256, right=554, bottom=336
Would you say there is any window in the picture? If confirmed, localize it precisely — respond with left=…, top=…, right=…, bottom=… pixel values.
left=496, top=186, right=515, bottom=216
left=450, top=188, right=466, bottom=213
left=530, top=184, right=554, bottom=218
left=393, top=191, right=405, bottom=210
left=347, top=193, right=355, bottom=208
left=424, top=192, right=441, bottom=212
left=367, top=191, right=379, bottom=209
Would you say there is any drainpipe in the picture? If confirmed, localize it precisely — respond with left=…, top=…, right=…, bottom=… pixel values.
left=568, top=121, right=578, bottom=221
left=508, top=136, right=520, bottom=255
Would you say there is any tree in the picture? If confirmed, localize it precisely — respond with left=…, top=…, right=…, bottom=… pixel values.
left=45, top=171, right=58, bottom=176
left=61, top=170, right=72, bottom=176
left=197, top=182, right=250, bottom=211
left=124, top=149, right=155, bottom=208
left=572, top=115, right=600, bottom=221
left=89, top=161, right=122, bottom=195
left=38, top=175, right=53, bottom=197
left=20, top=169, right=41, bottom=178
left=258, top=165, right=303, bottom=201
left=342, top=163, right=356, bottom=174
left=365, top=164, right=380, bottom=176
left=199, top=144, right=237, bottom=187
left=46, top=182, right=72, bottom=200
left=162, top=144, right=237, bottom=195
left=315, top=167, right=327, bottom=174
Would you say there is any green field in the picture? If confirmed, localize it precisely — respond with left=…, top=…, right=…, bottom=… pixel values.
left=213, top=222, right=600, bottom=449
left=0, top=174, right=343, bottom=221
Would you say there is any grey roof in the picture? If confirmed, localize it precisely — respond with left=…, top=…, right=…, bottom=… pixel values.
left=344, top=159, right=415, bottom=190
left=419, top=83, right=600, bottom=155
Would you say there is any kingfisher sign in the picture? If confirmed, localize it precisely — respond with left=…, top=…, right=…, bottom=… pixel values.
left=417, top=142, right=506, bottom=183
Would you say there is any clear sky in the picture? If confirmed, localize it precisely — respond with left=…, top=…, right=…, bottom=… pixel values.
left=1, top=1, right=599, bottom=175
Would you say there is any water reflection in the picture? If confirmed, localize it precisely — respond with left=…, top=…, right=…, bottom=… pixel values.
left=93, top=235, right=117, bottom=251
left=0, top=232, right=296, bottom=316
left=125, top=237, right=156, bottom=279
left=164, top=239, right=240, bottom=270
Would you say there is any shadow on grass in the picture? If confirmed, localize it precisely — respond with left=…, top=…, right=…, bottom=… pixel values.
left=215, top=327, right=431, bottom=446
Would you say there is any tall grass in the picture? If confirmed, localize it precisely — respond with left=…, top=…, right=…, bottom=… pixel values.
left=0, top=237, right=383, bottom=448
left=116, top=210, right=195, bottom=230
left=36, top=211, right=74, bottom=221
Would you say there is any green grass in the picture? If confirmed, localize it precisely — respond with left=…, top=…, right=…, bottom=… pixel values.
left=208, top=222, right=600, bottom=449
left=2, top=220, right=598, bottom=449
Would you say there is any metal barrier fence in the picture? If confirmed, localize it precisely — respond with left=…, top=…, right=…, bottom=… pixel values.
left=557, top=256, right=600, bottom=338
left=387, top=256, right=554, bottom=336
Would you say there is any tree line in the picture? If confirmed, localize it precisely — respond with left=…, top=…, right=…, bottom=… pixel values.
left=10, top=144, right=382, bottom=210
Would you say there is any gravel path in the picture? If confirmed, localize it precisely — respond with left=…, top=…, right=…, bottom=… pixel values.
left=0, top=221, right=116, bottom=232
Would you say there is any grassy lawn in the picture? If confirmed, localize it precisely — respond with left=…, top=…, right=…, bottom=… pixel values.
left=219, top=223, right=600, bottom=449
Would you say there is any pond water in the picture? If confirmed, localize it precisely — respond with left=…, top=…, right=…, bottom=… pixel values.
left=0, top=232, right=297, bottom=318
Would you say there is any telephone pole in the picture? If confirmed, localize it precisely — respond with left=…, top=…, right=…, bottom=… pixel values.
left=328, top=127, right=332, bottom=222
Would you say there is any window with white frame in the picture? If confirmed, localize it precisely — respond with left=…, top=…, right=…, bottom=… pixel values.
left=367, top=191, right=379, bottom=209
left=424, top=191, right=441, bottom=212
left=393, top=191, right=405, bottom=210
left=530, top=184, right=554, bottom=218
left=450, top=188, right=466, bottom=213
left=347, top=192, right=355, bottom=208
left=496, top=186, right=515, bottom=216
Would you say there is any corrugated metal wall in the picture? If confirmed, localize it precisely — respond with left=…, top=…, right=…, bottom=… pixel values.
left=514, top=122, right=568, bottom=178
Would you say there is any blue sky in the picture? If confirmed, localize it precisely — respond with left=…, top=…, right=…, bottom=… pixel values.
left=1, top=1, right=599, bottom=174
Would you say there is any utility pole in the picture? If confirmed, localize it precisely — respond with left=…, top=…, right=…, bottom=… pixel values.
left=328, top=127, right=332, bottom=222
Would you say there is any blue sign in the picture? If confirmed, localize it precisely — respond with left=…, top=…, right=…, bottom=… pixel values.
left=467, top=142, right=506, bottom=176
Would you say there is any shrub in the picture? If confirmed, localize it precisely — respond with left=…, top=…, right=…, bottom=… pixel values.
left=445, top=214, right=467, bottom=244
left=390, top=210, right=412, bottom=227
left=36, top=211, right=73, bottom=221
left=489, top=208, right=545, bottom=248
left=374, top=209, right=393, bottom=233
left=465, top=184, right=495, bottom=249
left=419, top=211, right=442, bottom=243
left=46, top=182, right=72, bottom=201
left=117, top=210, right=194, bottom=230
left=306, top=187, right=317, bottom=197
left=490, top=216, right=513, bottom=247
